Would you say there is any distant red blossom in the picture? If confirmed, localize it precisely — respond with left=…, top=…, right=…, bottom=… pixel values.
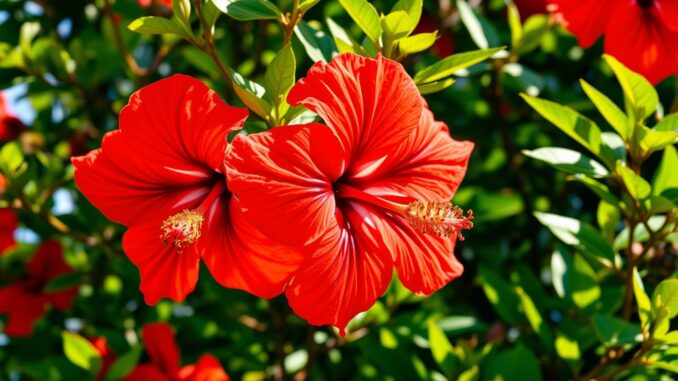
left=549, top=0, right=678, bottom=84
left=73, top=75, right=303, bottom=305
left=0, top=92, right=26, bottom=142
left=226, top=53, right=474, bottom=333
left=0, top=241, right=77, bottom=337
left=91, top=337, right=117, bottom=381
left=413, top=13, right=454, bottom=57
left=138, top=0, right=172, bottom=7
left=0, top=207, right=17, bottom=254
left=514, top=0, right=549, bottom=20
left=125, top=323, right=229, bottom=381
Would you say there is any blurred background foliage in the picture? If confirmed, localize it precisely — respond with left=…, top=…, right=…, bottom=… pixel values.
left=0, top=0, right=676, bottom=380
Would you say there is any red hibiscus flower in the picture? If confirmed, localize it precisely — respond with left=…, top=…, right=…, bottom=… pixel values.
left=0, top=240, right=77, bottom=337
left=91, top=337, right=117, bottom=381
left=72, top=75, right=303, bottom=305
left=514, top=0, right=549, bottom=20
left=0, top=207, right=17, bottom=254
left=226, top=54, right=474, bottom=333
left=0, top=92, right=26, bottom=142
left=549, top=0, right=678, bottom=84
left=138, top=0, right=172, bottom=8
left=125, top=323, right=229, bottom=381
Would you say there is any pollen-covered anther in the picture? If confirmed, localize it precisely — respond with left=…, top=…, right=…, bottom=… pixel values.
left=160, top=209, right=204, bottom=252
left=404, top=200, right=474, bottom=239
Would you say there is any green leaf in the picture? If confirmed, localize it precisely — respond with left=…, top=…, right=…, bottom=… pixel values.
left=534, top=212, right=615, bottom=267
left=636, top=125, right=678, bottom=154
left=263, top=45, right=296, bottom=120
left=555, top=334, right=581, bottom=365
left=294, top=21, right=336, bottom=63
left=43, top=272, right=82, bottom=293
left=298, top=0, right=321, bottom=14
left=571, top=176, right=620, bottom=205
left=338, top=0, right=382, bottom=45
left=632, top=268, right=652, bottom=331
left=381, top=11, right=410, bottom=41
left=652, top=279, right=678, bottom=319
left=478, top=266, right=521, bottom=325
left=617, top=162, right=651, bottom=200
left=211, top=0, right=281, bottom=21
left=417, top=77, right=455, bottom=95
left=516, top=287, right=553, bottom=348
left=19, top=22, right=40, bottom=57
left=0, top=142, right=25, bottom=178
left=428, top=320, right=456, bottom=375
left=653, top=145, right=678, bottom=201
left=413, top=47, right=502, bottom=84
left=105, top=347, right=142, bottom=381
left=484, top=344, right=542, bottom=381
left=655, top=113, right=678, bottom=132
left=231, top=71, right=272, bottom=120
left=650, top=361, right=678, bottom=374
left=392, top=0, right=422, bottom=34
left=523, top=147, right=609, bottom=177
left=62, top=332, right=103, bottom=375
left=506, top=1, right=522, bottom=49
left=327, top=17, right=363, bottom=55
left=128, top=16, right=186, bottom=35
left=603, top=54, right=658, bottom=121
left=551, top=248, right=601, bottom=311
left=521, top=94, right=615, bottom=167
left=202, top=0, right=222, bottom=29
left=398, top=32, right=437, bottom=55
left=514, top=14, right=549, bottom=56
left=456, top=0, right=489, bottom=49
left=597, top=200, right=620, bottom=240
left=613, top=215, right=666, bottom=251
left=173, top=0, right=191, bottom=33
left=601, top=131, right=627, bottom=163
left=592, top=314, right=642, bottom=346
left=580, top=79, right=628, bottom=139
left=503, top=63, right=545, bottom=96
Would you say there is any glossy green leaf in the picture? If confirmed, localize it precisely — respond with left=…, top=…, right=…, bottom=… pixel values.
left=338, top=0, right=382, bottom=44
left=381, top=11, right=410, bottom=41
left=514, top=14, right=549, bottom=56
left=428, top=320, right=456, bottom=375
left=327, top=17, right=363, bottom=55
left=398, top=32, right=437, bottom=55
left=62, top=332, right=103, bottom=374
left=655, top=113, right=678, bottom=132
left=484, top=344, right=543, bottom=381
left=617, top=162, right=651, bottom=200
left=551, top=248, right=600, bottom=311
left=555, top=334, right=581, bottom=365
left=597, top=200, right=620, bottom=240
left=637, top=125, right=678, bottom=154
left=592, top=314, right=642, bottom=346
left=580, top=79, right=628, bottom=139
left=570, top=176, right=620, bottom=206
left=105, top=347, right=142, bottom=381
left=457, top=0, right=489, bottom=49
left=632, top=267, right=652, bottom=331
left=652, top=279, right=678, bottom=319
left=521, top=94, right=615, bottom=167
left=173, top=0, right=191, bottom=33
left=535, top=212, right=615, bottom=267
left=231, top=71, right=272, bottom=120
left=413, top=47, right=502, bottom=84
left=211, top=0, right=281, bottom=21
left=603, top=54, right=658, bottom=121
left=653, top=145, right=678, bottom=201
left=392, top=0, right=422, bottom=34
left=298, top=0, right=321, bottom=14
left=613, top=215, right=666, bottom=251
left=516, top=287, right=553, bottom=348
left=295, top=21, right=336, bottom=63
left=417, top=77, right=455, bottom=95
left=263, top=44, right=296, bottom=119
left=128, top=16, right=186, bottom=35
left=506, top=1, right=522, bottom=49
left=523, top=147, right=609, bottom=177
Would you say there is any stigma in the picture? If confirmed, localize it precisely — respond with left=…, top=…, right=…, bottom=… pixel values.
left=404, top=200, right=474, bottom=239
left=160, top=209, right=204, bottom=252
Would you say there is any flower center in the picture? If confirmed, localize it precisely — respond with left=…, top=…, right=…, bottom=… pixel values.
left=637, top=0, right=653, bottom=8
left=404, top=200, right=474, bottom=239
left=334, top=184, right=473, bottom=239
left=160, top=209, right=204, bottom=252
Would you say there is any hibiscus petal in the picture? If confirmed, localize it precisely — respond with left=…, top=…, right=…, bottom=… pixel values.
left=27, top=240, right=72, bottom=281
left=604, top=3, right=678, bottom=84
left=226, top=123, right=344, bottom=246
left=122, top=222, right=200, bottom=305
left=0, top=208, right=17, bottom=253
left=287, top=54, right=423, bottom=175
left=180, top=354, right=230, bottom=381
left=124, top=364, right=171, bottom=381
left=285, top=202, right=393, bottom=333
left=548, top=0, right=613, bottom=47
left=371, top=209, right=464, bottom=295
left=141, top=323, right=181, bottom=376
left=73, top=74, right=247, bottom=226
left=0, top=287, right=47, bottom=337
left=353, top=108, right=474, bottom=202
left=657, top=0, right=678, bottom=31
left=199, top=197, right=305, bottom=298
